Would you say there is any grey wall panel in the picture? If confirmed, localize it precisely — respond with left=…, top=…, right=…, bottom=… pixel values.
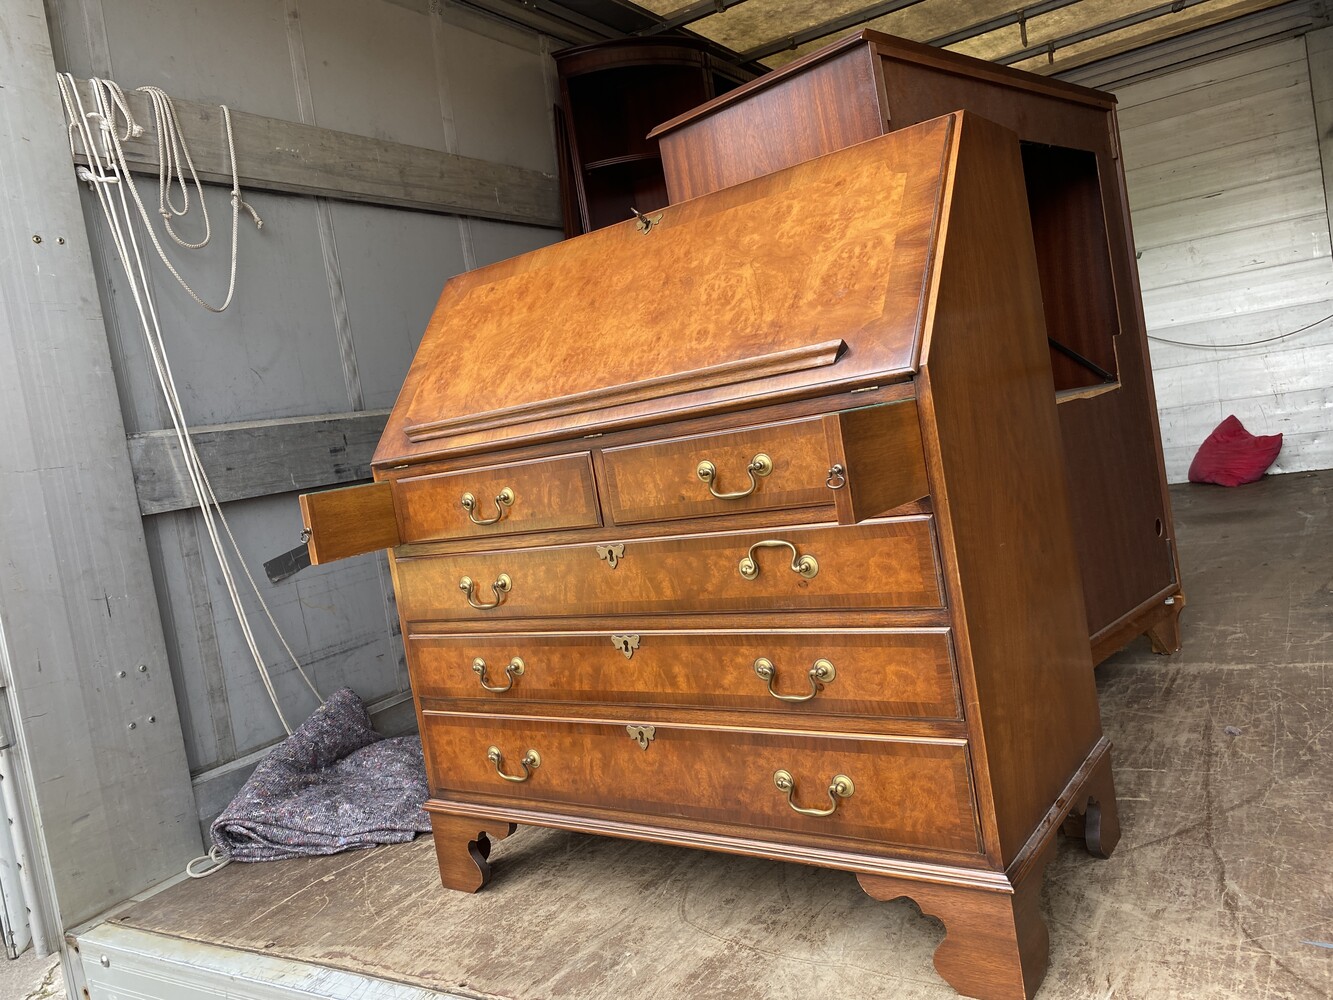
left=300, top=0, right=448, bottom=150
left=331, top=201, right=468, bottom=410
left=436, top=17, right=560, bottom=173
left=470, top=218, right=562, bottom=267
left=97, top=187, right=353, bottom=428
left=150, top=492, right=406, bottom=772
left=98, top=0, right=300, bottom=119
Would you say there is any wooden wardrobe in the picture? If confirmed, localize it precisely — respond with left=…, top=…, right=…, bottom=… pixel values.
left=650, top=29, right=1184, bottom=663
left=302, top=111, right=1120, bottom=1000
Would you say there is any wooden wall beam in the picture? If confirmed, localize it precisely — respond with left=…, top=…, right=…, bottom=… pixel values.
left=69, top=79, right=562, bottom=228
left=127, top=410, right=390, bottom=515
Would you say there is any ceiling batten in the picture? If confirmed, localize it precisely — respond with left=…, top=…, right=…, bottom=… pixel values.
left=998, top=0, right=1214, bottom=64
left=740, top=0, right=930, bottom=61
left=639, top=0, right=755, bottom=35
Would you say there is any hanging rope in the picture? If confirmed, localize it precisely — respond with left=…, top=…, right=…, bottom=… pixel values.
left=57, top=75, right=323, bottom=740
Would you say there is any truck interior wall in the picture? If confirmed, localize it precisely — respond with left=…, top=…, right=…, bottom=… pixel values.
left=43, top=0, right=563, bottom=841
left=1115, top=31, right=1333, bottom=481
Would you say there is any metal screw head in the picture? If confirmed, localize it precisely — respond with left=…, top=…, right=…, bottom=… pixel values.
left=127, top=722, right=137, bottom=730
left=57, top=237, right=66, bottom=245
left=99, top=955, right=110, bottom=968
left=117, top=670, right=127, bottom=678
left=138, top=664, right=148, bottom=672
left=148, top=715, right=156, bottom=724
left=31, top=235, right=41, bottom=244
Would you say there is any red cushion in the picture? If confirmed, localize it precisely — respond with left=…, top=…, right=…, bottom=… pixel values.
left=1188, top=415, right=1282, bottom=487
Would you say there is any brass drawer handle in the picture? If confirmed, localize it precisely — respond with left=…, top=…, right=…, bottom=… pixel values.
left=738, top=540, right=819, bottom=580
left=473, top=655, right=524, bottom=693
left=487, top=745, right=540, bottom=782
left=753, top=657, right=835, bottom=702
left=773, top=769, right=854, bottom=817
left=696, top=452, right=772, bottom=500
left=460, top=487, right=514, bottom=525
left=459, top=573, right=512, bottom=610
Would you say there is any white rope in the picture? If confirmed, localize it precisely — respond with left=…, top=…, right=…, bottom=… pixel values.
left=58, top=75, right=322, bottom=736
left=185, top=845, right=232, bottom=879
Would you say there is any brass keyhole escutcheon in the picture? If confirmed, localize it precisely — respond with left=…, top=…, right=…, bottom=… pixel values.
left=697, top=453, right=773, bottom=500
left=460, top=487, right=515, bottom=525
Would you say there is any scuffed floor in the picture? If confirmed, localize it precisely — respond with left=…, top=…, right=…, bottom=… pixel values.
left=113, top=472, right=1332, bottom=999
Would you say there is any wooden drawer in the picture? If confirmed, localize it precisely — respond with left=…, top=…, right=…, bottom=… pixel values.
left=601, top=416, right=833, bottom=525
left=600, top=400, right=930, bottom=528
left=394, top=454, right=599, bottom=543
left=393, top=517, right=943, bottom=622
left=423, top=712, right=981, bottom=856
left=409, top=628, right=960, bottom=720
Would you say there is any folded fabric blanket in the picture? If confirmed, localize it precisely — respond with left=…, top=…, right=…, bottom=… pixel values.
left=211, top=687, right=432, bottom=862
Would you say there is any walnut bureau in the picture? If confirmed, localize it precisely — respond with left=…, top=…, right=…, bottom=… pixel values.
left=301, top=113, right=1120, bottom=1000
left=650, top=29, right=1185, bottom=664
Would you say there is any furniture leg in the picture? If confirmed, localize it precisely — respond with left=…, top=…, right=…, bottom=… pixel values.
left=857, top=867, right=1050, bottom=1000
left=430, top=814, right=517, bottom=893
left=1146, top=592, right=1185, bottom=654
left=1060, top=745, right=1121, bottom=859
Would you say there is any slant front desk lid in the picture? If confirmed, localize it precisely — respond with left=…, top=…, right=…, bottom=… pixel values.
left=375, top=113, right=958, bottom=467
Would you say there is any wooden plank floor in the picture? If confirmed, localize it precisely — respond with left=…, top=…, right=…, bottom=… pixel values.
left=111, top=471, right=1333, bottom=1000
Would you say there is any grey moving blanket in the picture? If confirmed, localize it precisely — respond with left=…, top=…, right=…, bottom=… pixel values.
left=211, top=687, right=432, bottom=862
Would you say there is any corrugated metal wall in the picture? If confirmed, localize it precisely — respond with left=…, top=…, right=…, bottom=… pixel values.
left=46, top=0, right=563, bottom=830
left=1118, top=35, right=1333, bottom=482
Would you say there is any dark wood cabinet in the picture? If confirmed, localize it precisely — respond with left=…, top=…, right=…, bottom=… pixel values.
left=650, top=30, right=1185, bottom=662
left=553, top=37, right=753, bottom=237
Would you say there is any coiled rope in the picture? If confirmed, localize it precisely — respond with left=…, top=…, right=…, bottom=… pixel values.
left=56, top=75, right=323, bottom=739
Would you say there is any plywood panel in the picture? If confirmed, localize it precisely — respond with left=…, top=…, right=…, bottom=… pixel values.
left=301, top=0, right=447, bottom=151
left=1117, top=55, right=1307, bottom=128
left=437, top=18, right=560, bottom=174
left=1125, top=128, right=1318, bottom=211
left=331, top=202, right=468, bottom=410
left=470, top=219, right=562, bottom=268
left=96, top=187, right=351, bottom=429
left=100, top=0, right=299, bottom=119
left=1113, top=34, right=1304, bottom=109
left=1138, top=215, right=1332, bottom=291
left=1120, top=80, right=1315, bottom=169
left=1129, top=170, right=1327, bottom=249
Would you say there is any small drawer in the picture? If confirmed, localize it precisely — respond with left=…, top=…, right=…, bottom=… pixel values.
left=393, top=517, right=943, bottom=622
left=409, top=629, right=961, bottom=720
left=423, top=713, right=981, bottom=856
left=601, top=417, right=833, bottom=525
left=394, top=454, right=600, bottom=543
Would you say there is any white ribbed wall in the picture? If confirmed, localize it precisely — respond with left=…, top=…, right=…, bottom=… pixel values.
left=1117, top=35, right=1333, bottom=482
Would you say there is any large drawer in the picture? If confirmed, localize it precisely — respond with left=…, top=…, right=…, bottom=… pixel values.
left=601, top=416, right=833, bottom=525
left=423, top=712, right=981, bottom=855
left=409, top=628, right=960, bottom=720
left=393, top=518, right=943, bottom=622
left=394, top=453, right=600, bottom=543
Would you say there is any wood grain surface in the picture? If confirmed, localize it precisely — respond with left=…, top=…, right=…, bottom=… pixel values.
left=393, top=517, right=943, bottom=622
left=422, top=712, right=981, bottom=856
left=407, top=627, right=961, bottom=720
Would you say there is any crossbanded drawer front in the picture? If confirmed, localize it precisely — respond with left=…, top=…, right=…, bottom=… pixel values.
left=394, top=517, right=942, bottom=621
left=409, top=629, right=961, bottom=720
left=394, top=453, right=599, bottom=543
left=423, top=713, right=981, bottom=856
left=602, top=416, right=834, bottom=525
